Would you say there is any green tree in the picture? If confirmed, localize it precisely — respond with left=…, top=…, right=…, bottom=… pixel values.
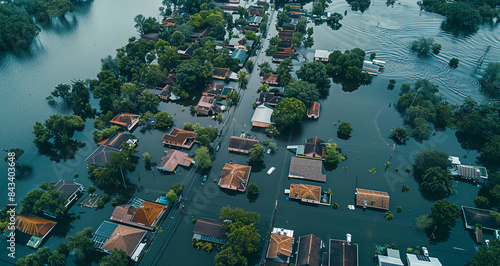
left=158, top=45, right=180, bottom=71
left=337, top=122, right=353, bottom=139
left=411, top=37, right=434, bottom=55
left=195, top=146, right=211, bottom=170
left=176, top=59, right=213, bottom=91
left=237, top=70, right=248, bottom=88
left=471, top=239, right=500, bottom=266
left=274, top=98, right=306, bottom=127
left=245, top=60, right=254, bottom=73
left=20, top=188, right=65, bottom=217
left=166, top=189, right=177, bottom=203
left=248, top=144, right=265, bottom=162
left=419, top=167, right=455, bottom=197
left=415, top=215, right=434, bottom=230
left=384, top=211, right=394, bottom=220
left=283, top=80, right=319, bottom=107
left=482, top=62, right=500, bottom=95
left=215, top=246, right=248, bottom=266
left=390, top=127, right=411, bottom=145
left=247, top=182, right=259, bottom=196
left=413, top=149, right=451, bottom=182
left=30, top=0, right=75, bottom=21
left=0, top=4, right=40, bottom=51
left=324, top=142, right=346, bottom=167
left=226, top=89, right=240, bottom=106
left=153, top=112, right=174, bottom=129
left=137, top=90, right=161, bottom=113
left=276, top=58, right=294, bottom=86
left=449, top=58, right=459, bottom=68
left=47, top=250, right=66, bottom=266
left=142, top=152, right=151, bottom=164
left=67, top=227, right=95, bottom=261
left=172, top=182, right=183, bottom=195
left=431, top=199, right=460, bottom=227
left=134, top=15, right=161, bottom=35
left=169, top=30, right=186, bottom=47
left=100, top=248, right=128, bottom=266
left=296, top=61, right=331, bottom=91
left=473, top=196, right=490, bottom=209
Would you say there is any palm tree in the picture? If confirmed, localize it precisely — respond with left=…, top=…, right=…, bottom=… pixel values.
left=419, top=167, right=455, bottom=197
left=48, top=250, right=66, bottom=266
left=390, top=127, right=411, bottom=145
left=237, top=70, right=248, bottom=88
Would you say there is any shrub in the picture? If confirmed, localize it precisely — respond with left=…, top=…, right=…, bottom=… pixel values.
left=449, top=58, right=459, bottom=68
left=396, top=206, right=402, bottom=213
left=332, top=202, right=339, bottom=209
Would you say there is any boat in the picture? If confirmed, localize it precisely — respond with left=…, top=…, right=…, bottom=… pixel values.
left=372, top=59, right=386, bottom=69
left=267, top=149, right=271, bottom=154
left=267, top=167, right=276, bottom=175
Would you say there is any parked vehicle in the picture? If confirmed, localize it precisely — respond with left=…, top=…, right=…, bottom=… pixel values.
left=422, top=247, right=429, bottom=257
left=267, top=149, right=271, bottom=154
left=267, top=167, right=276, bottom=175
left=203, top=175, right=208, bottom=182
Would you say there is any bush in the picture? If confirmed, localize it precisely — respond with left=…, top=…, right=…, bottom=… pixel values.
left=449, top=58, right=459, bottom=68
left=87, top=185, right=96, bottom=194
left=396, top=206, right=402, bottom=213
left=332, top=202, right=339, bottom=209
left=432, top=43, right=442, bottom=54
left=402, top=185, right=410, bottom=192
left=385, top=211, right=394, bottom=220
left=247, top=182, right=259, bottom=196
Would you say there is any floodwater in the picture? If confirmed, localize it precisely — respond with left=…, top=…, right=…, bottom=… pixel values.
left=0, top=0, right=499, bottom=265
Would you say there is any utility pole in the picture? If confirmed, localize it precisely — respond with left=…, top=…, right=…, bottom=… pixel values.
left=425, top=226, right=437, bottom=247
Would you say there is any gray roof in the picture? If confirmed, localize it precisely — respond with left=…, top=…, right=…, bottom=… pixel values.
left=462, top=206, right=500, bottom=230
left=289, top=157, right=326, bottom=182
left=54, top=180, right=82, bottom=200
left=251, top=104, right=274, bottom=124
left=406, top=253, right=442, bottom=266
left=329, top=239, right=358, bottom=266
left=85, top=145, right=120, bottom=168
left=314, top=50, right=330, bottom=59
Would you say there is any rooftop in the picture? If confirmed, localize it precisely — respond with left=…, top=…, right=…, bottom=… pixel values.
left=406, top=253, right=442, bottom=266
left=85, top=145, right=121, bottom=168
left=192, top=218, right=228, bottom=244
left=329, top=239, right=358, bottom=266
left=109, top=113, right=141, bottom=130
left=203, top=83, right=231, bottom=97
left=289, top=157, right=326, bottom=182
left=462, top=206, right=500, bottom=230
left=97, top=132, right=134, bottom=149
left=110, top=197, right=166, bottom=230
left=195, top=95, right=221, bottom=116
left=161, top=128, right=197, bottom=148
left=251, top=104, right=274, bottom=126
left=355, top=188, right=390, bottom=210
left=289, top=183, right=322, bottom=203
left=157, top=150, right=193, bottom=172
left=378, top=248, right=404, bottom=266
left=314, top=50, right=331, bottom=59
left=228, top=136, right=259, bottom=153
left=54, top=180, right=83, bottom=200
left=267, top=233, right=295, bottom=262
left=12, top=214, right=56, bottom=238
left=307, top=101, right=320, bottom=118
left=296, top=234, right=322, bottom=266
left=93, top=221, right=147, bottom=259
left=303, top=137, right=327, bottom=159
left=219, top=163, right=252, bottom=192
left=256, top=91, right=283, bottom=106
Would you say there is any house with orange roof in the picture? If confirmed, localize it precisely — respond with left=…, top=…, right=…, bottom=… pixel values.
left=157, top=150, right=194, bottom=172
left=161, top=128, right=197, bottom=149
left=289, top=184, right=323, bottom=204
left=219, top=163, right=252, bottom=192
left=266, top=228, right=295, bottom=263
left=110, top=113, right=141, bottom=131
left=195, top=95, right=222, bottom=116
left=86, top=132, right=137, bottom=168
left=307, top=101, right=320, bottom=119
left=110, top=197, right=166, bottom=231
left=355, top=188, right=390, bottom=210
left=93, top=221, right=147, bottom=261
left=4, top=214, right=57, bottom=248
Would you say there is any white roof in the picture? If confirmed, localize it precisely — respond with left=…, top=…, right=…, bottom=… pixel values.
left=272, top=227, right=294, bottom=237
left=448, top=156, right=461, bottom=165
left=314, top=49, right=330, bottom=59
left=406, top=253, right=442, bottom=266
left=251, top=104, right=274, bottom=124
left=378, top=249, right=404, bottom=266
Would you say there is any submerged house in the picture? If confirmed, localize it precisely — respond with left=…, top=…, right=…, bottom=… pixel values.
left=195, top=95, right=222, bottom=116
left=377, top=248, right=404, bottom=266
left=203, top=83, right=231, bottom=98
left=461, top=206, right=500, bottom=231
left=192, top=218, right=228, bottom=244
left=213, top=67, right=237, bottom=80
left=110, top=197, right=166, bottom=231
left=307, top=101, right=320, bottom=119
left=314, top=50, right=330, bottom=62
left=161, top=128, right=197, bottom=149
left=362, top=61, right=380, bottom=75
left=228, top=136, right=259, bottom=154
left=288, top=183, right=322, bottom=204
left=140, top=32, right=159, bottom=42
left=85, top=132, right=137, bottom=168
left=157, top=150, right=194, bottom=172
left=288, top=157, right=326, bottom=182
left=93, top=221, right=147, bottom=261
left=232, top=49, right=249, bottom=68
left=328, top=237, right=358, bottom=266
left=255, top=92, right=283, bottom=107
left=287, top=137, right=327, bottom=159
left=406, top=253, right=442, bottom=266
left=355, top=188, right=390, bottom=210
left=219, top=163, right=252, bottom=192
left=178, top=44, right=196, bottom=60
left=4, top=214, right=57, bottom=248
left=110, top=113, right=141, bottom=131
left=296, top=234, right=322, bottom=266
left=267, top=228, right=295, bottom=263
left=277, top=43, right=296, bottom=55
left=261, top=73, right=279, bottom=86
left=54, top=180, right=83, bottom=207
left=251, top=104, right=274, bottom=128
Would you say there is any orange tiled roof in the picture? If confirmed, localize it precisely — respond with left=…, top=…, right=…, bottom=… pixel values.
left=355, top=188, right=390, bottom=210
left=267, top=233, right=295, bottom=259
left=307, top=101, right=320, bottom=117
left=219, top=163, right=252, bottom=192
left=14, top=214, right=56, bottom=238
left=289, top=184, right=321, bottom=202
left=127, top=201, right=165, bottom=226
left=162, top=128, right=197, bottom=146
left=110, top=113, right=140, bottom=127
left=101, top=224, right=146, bottom=256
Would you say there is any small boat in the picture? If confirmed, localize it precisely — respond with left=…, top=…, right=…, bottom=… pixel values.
left=267, top=167, right=276, bottom=175
left=216, top=145, right=220, bottom=152
left=192, top=96, right=196, bottom=100
left=267, top=149, right=271, bottom=154
left=372, top=59, right=386, bottom=69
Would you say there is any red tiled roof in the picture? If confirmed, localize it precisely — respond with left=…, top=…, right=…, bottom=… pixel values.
left=110, top=113, right=140, bottom=127
left=219, top=163, right=252, bottom=192
left=101, top=224, right=146, bottom=256
left=162, top=128, right=197, bottom=147
left=355, top=188, right=390, bottom=210
left=289, top=183, right=322, bottom=202
left=14, top=215, right=56, bottom=238
left=157, top=150, right=193, bottom=171
left=307, top=101, right=320, bottom=118
left=267, top=233, right=294, bottom=259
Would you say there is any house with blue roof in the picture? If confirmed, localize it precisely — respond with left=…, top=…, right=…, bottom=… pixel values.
left=232, top=49, right=249, bottom=68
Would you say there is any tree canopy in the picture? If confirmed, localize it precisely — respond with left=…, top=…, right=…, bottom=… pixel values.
left=248, top=144, right=265, bottom=162
left=326, top=48, right=372, bottom=83
left=324, top=142, right=346, bottom=168
left=337, top=122, right=353, bottom=139
left=413, top=149, right=451, bottom=183
left=420, top=167, right=455, bottom=198
left=482, top=62, right=500, bottom=95
left=67, top=227, right=95, bottom=261
left=274, top=98, right=306, bottom=127
left=430, top=199, right=459, bottom=227
left=100, top=248, right=129, bottom=266
left=20, top=185, right=65, bottom=217
left=0, top=3, right=40, bottom=52
left=296, top=61, right=331, bottom=91
left=153, top=112, right=174, bottom=129
left=283, top=80, right=319, bottom=107
left=195, top=146, right=211, bottom=170
left=176, top=59, right=213, bottom=91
